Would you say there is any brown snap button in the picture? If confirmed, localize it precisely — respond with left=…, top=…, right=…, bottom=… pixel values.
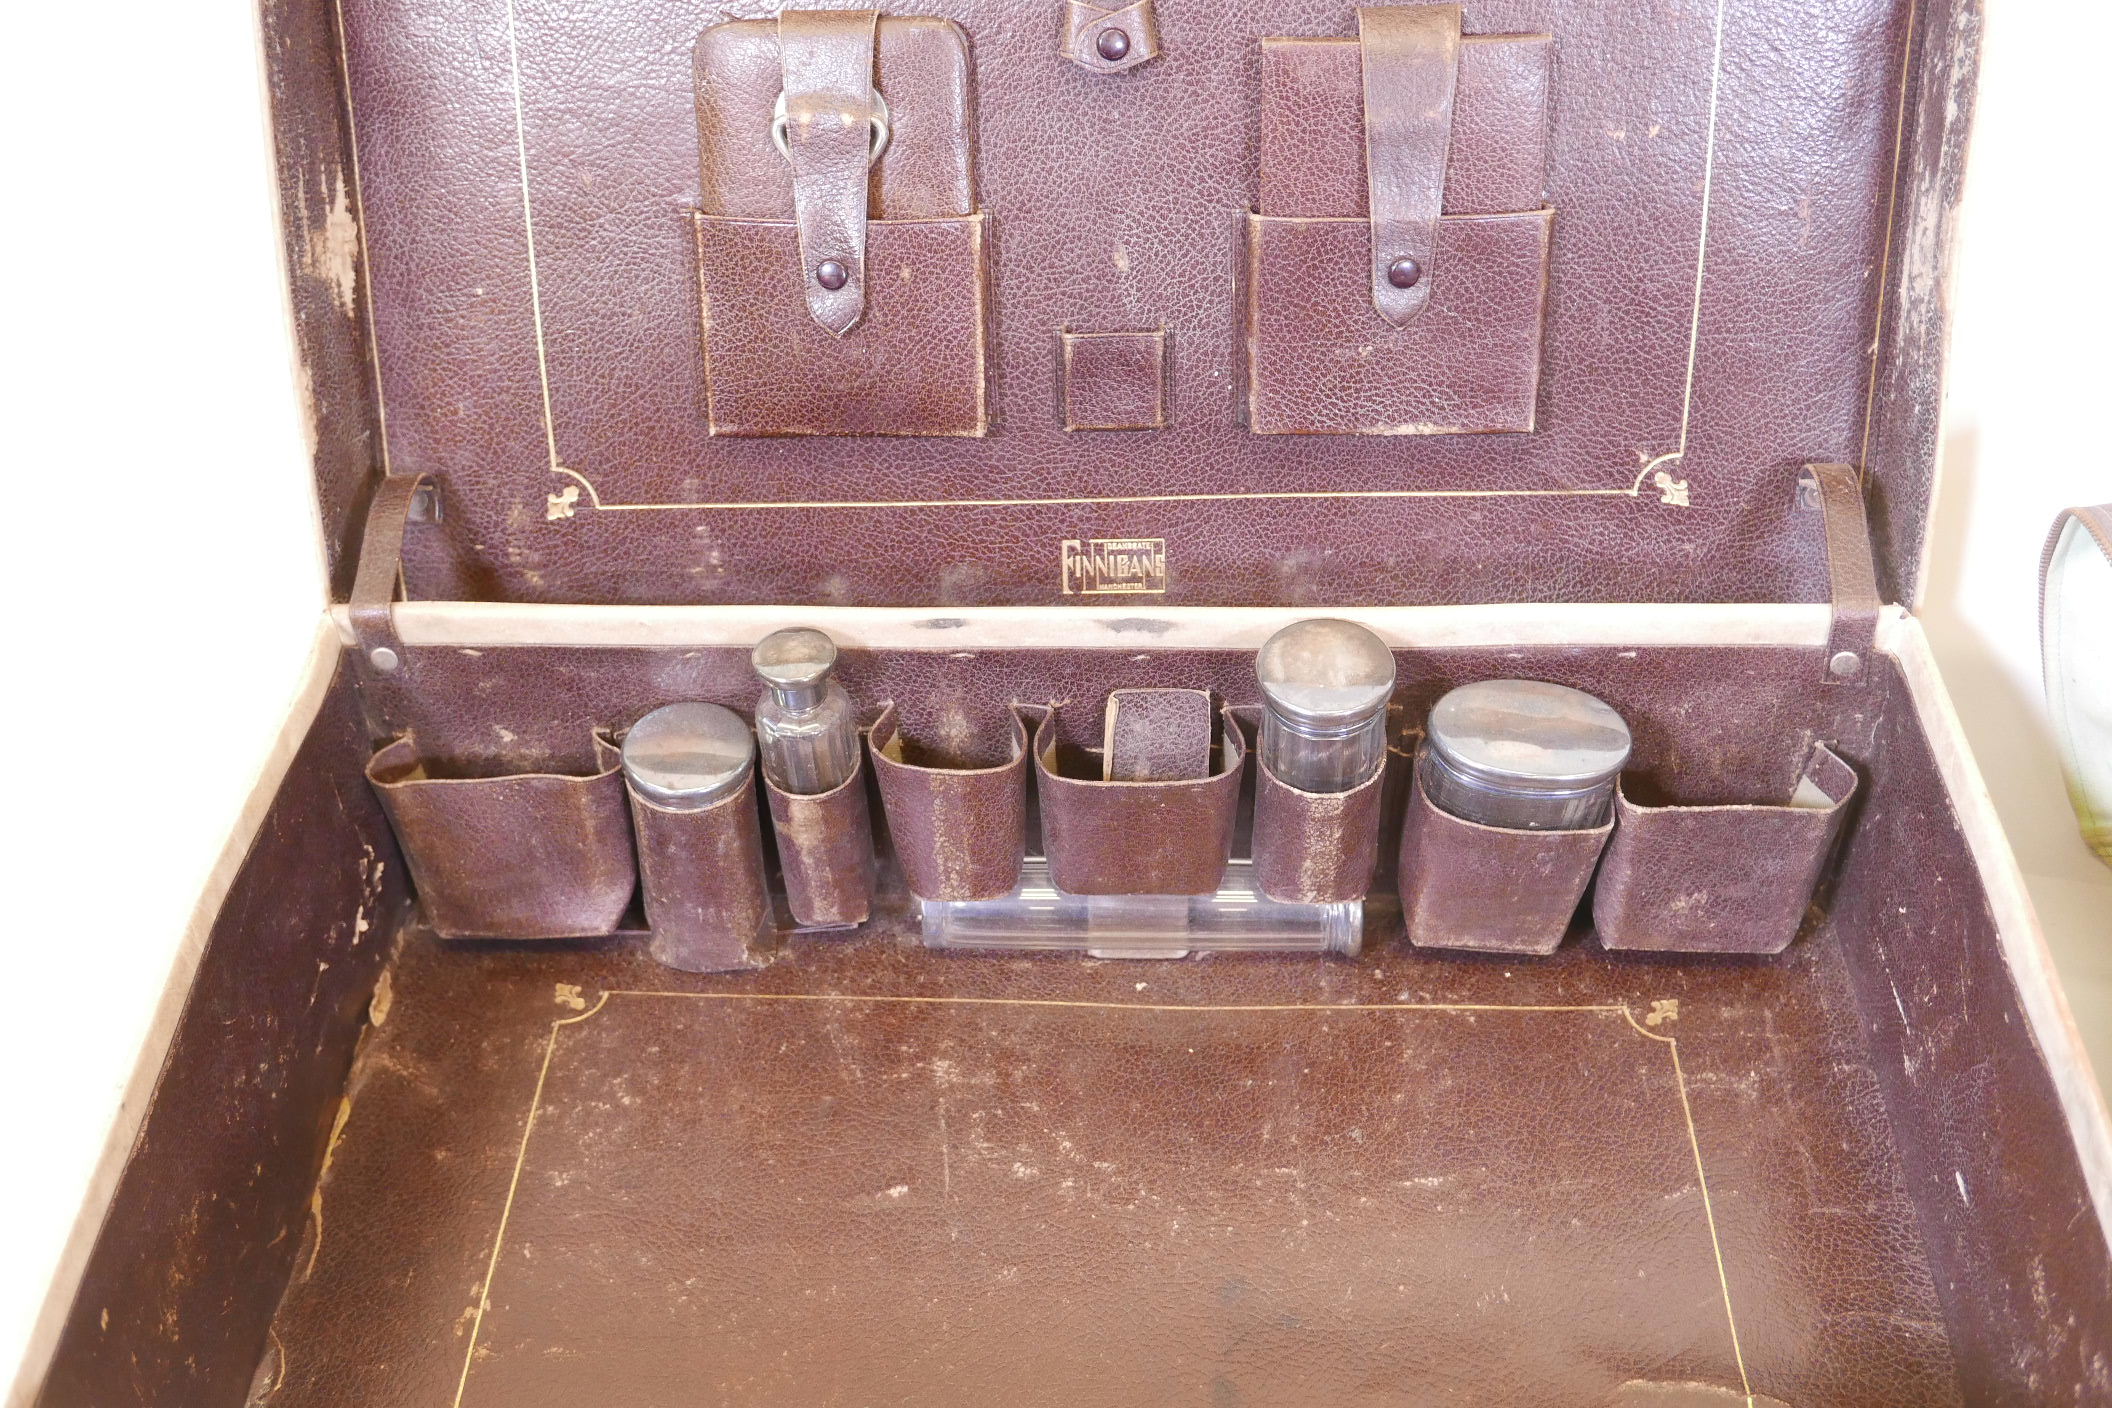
left=1386, top=257, right=1423, bottom=290
left=1095, top=27, right=1130, bottom=61
left=815, top=260, right=849, bottom=291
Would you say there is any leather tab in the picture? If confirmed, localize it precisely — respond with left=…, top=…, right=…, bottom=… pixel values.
left=349, top=472, right=434, bottom=677
left=1802, top=463, right=1880, bottom=686
left=1062, top=0, right=1160, bottom=74
left=779, top=9, right=882, bottom=335
left=1358, top=4, right=1462, bottom=326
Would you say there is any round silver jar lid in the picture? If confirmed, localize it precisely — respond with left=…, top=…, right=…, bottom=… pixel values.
left=1425, top=680, right=1631, bottom=796
left=1255, top=619, right=1397, bottom=731
left=622, top=702, right=755, bottom=810
left=752, top=627, right=838, bottom=710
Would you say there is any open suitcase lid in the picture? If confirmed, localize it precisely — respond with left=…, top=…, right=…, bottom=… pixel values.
left=271, top=0, right=1971, bottom=614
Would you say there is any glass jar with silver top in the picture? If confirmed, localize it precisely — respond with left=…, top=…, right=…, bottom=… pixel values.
left=1255, top=619, right=1397, bottom=794
left=1418, top=680, right=1632, bottom=830
left=753, top=627, right=861, bottom=795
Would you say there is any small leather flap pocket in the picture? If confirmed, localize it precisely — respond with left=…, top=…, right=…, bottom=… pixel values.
left=869, top=702, right=1029, bottom=901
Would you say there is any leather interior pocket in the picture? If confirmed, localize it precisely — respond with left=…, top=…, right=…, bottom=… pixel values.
left=1034, top=702, right=1246, bottom=896
left=692, top=10, right=986, bottom=436
left=628, top=769, right=774, bottom=973
left=366, top=732, right=637, bottom=941
left=1396, top=774, right=1611, bottom=955
left=1251, top=755, right=1387, bottom=904
left=869, top=702, right=1028, bottom=901
left=1593, top=743, right=1860, bottom=955
left=1248, top=9, right=1553, bottom=436
left=694, top=213, right=988, bottom=437
left=1246, top=210, right=1551, bottom=434
left=765, top=751, right=878, bottom=929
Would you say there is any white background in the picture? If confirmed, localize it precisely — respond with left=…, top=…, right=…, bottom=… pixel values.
left=2, top=0, right=2108, bottom=1399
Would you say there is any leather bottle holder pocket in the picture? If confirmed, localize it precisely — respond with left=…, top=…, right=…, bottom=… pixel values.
left=869, top=702, right=1028, bottom=901
left=692, top=11, right=987, bottom=437
left=1251, top=756, right=1388, bottom=905
left=1396, top=775, right=1612, bottom=955
left=365, top=732, right=637, bottom=941
left=1034, top=701, right=1246, bottom=896
left=1247, top=7, right=1554, bottom=435
left=1593, top=743, right=1860, bottom=955
left=764, top=752, right=878, bottom=929
left=628, top=768, right=774, bottom=973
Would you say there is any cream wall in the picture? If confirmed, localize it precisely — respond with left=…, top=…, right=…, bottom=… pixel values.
left=2, top=0, right=2108, bottom=1400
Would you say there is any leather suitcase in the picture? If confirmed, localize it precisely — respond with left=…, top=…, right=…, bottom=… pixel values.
left=24, top=0, right=2112, bottom=1403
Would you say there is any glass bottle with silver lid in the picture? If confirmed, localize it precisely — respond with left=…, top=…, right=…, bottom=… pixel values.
left=1418, top=680, right=1632, bottom=830
left=621, top=701, right=758, bottom=812
left=753, top=627, right=861, bottom=795
left=1255, top=619, right=1397, bottom=794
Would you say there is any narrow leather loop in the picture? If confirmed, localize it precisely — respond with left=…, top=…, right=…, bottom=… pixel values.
left=1358, top=4, right=1461, bottom=326
left=779, top=9, right=881, bottom=335
left=348, top=472, right=432, bottom=673
left=1803, top=463, right=1880, bottom=685
left=1062, top=0, right=1161, bottom=74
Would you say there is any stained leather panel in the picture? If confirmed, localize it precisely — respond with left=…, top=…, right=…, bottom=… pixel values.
left=329, top=0, right=1914, bottom=606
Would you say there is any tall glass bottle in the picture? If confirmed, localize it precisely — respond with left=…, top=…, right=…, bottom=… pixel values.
left=752, top=627, right=861, bottom=794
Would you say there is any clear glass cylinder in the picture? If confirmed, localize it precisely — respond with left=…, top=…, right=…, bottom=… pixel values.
left=918, top=856, right=1362, bottom=958
left=755, top=679, right=860, bottom=794
left=1260, top=707, right=1388, bottom=794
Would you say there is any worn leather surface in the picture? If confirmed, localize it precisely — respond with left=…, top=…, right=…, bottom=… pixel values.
left=693, top=213, right=988, bottom=437
left=1061, top=328, right=1166, bottom=432
left=34, top=667, right=411, bottom=1408
left=696, top=14, right=974, bottom=220
left=1062, top=0, right=1160, bottom=75
left=345, top=471, right=431, bottom=679
left=254, top=902, right=1969, bottom=1408
left=1258, top=33, right=1551, bottom=218
left=766, top=751, right=877, bottom=927
left=1356, top=5, right=1461, bottom=326
left=1806, top=462, right=1880, bottom=683
left=326, top=0, right=1919, bottom=605
left=776, top=9, right=884, bottom=333
left=366, top=732, right=636, bottom=940
left=1036, top=699, right=1245, bottom=895
left=870, top=700, right=1028, bottom=901
left=1595, top=742, right=1859, bottom=955
left=630, top=769, right=773, bottom=971
left=1396, top=770, right=1611, bottom=954
left=1251, top=752, right=1385, bottom=904
left=1101, top=686, right=1212, bottom=779
left=1247, top=210, right=1552, bottom=434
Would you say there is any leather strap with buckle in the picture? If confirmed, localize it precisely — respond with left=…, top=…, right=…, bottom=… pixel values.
left=777, top=9, right=885, bottom=335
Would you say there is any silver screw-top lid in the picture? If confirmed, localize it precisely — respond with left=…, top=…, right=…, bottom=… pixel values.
left=752, top=627, right=839, bottom=712
left=1255, top=619, right=1397, bottom=733
left=1425, top=680, right=1632, bottom=796
left=621, top=702, right=755, bottom=811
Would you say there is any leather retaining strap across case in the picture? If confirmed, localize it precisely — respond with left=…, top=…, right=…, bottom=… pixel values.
left=2042, top=503, right=2112, bottom=866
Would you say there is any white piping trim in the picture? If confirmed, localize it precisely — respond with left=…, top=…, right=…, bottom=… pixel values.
left=1882, top=612, right=2112, bottom=1243
left=6, top=623, right=344, bottom=1408
left=327, top=601, right=1842, bottom=652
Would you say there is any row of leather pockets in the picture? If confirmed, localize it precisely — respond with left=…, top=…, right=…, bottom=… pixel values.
left=873, top=702, right=1392, bottom=906
left=692, top=208, right=1551, bottom=439
left=1399, top=742, right=1861, bottom=955
left=366, top=731, right=875, bottom=949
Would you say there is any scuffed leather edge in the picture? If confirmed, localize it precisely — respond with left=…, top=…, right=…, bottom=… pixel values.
left=869, top=701, right=1028, bottom=900
left=1251, top=754, right=1386, bottom=904
left=765, top=750, right=878, bottom=927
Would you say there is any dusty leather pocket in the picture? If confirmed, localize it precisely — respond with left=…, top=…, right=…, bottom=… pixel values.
left=764, top=752, right=878, bottom=929
left=1245, top=209, right=1552, bottom=435
left=1034, top=702, right=1246, bottom=896
left=692, top=212, right=988, bottom=437
left=1396, top=772, right=1611, bottom=955
left=1593, top=743, right=1860, bottom=955
left=1251, top=754, right=1387, bottom=905
left=869, top=702, right=1028, bottom=901
left=628, top=769, right=773, bottom=973
left=365, top=732, right=636, bottom=941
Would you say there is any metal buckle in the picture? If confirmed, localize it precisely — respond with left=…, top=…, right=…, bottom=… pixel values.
left=771, top=88, right=891, bottom=165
